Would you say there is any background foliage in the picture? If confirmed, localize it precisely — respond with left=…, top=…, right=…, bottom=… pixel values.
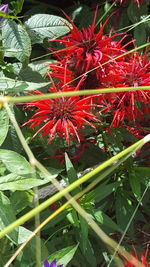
left=0, top=0, right=150, bottom=266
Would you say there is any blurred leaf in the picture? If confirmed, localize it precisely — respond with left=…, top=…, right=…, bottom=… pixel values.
left=129, top=169, right=141, bottom=201
left=127, top=2, right=148, bottom=23
left=47, top=244, right=78, bottom=267
left=10, top=0, right=24, bottom=15
left=21, top=236, right=48, bottom=265
left=0, top=76, right=50, bottom=92
left=28, top=59, right=55, bottom=76
left=0, top=170, right=61, bottom=191
left=24, top=14, right=71, bottom=44
left=67, top=210, right=79, bottom=227
left=0, top=11, right=17, bottom=20
left=70, top=4, right=93, bottom=28
left=79, top=215, right=88, bottom=253
left=10, top=190, right=34, bottom=214
left=94, top=209, right=122, bottom=233
left=2, top=20, right=31, bottom=62
left=65, top=153, right=80, bottom=195
left=133, top=167, right=150, bottom=187
left=0, top=192, right=18, bottom=244
left=134, top=24, right=146, bottom=47
left=86, top=182, right=120, bottom=203
left=18, top=226, right=32, bottom=244
left=79, top=239, right=97, bottom=267
left=0, top=108, right=9, bottom=146
left=2, top=123, right=23, bottom=154
left=115, top=193, right=134, bottom=232
left=0, top=149, right=34, bottom=175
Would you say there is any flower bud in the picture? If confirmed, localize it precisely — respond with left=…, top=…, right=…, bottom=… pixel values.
left=0, top=4, right=8, bottom=22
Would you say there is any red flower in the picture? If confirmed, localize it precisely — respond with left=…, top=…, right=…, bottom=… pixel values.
left=101, top=52, right=150, bottom=127
left=24, top=77, right=98, bottom=145
left=122, top=246, right=150, bottom=266
left=50, top=10, right=128, bottom=89
left=48, top=63, right=75, bottom=87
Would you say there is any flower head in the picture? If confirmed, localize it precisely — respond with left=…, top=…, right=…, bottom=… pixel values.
left=44, top=259, right=63, bottom=267
left=123, top=246, right=150, bottom=266
left=101, top=52, right=150, bottom=127
left=0, top=4, right=8, bottom=22
left=24, top=72, right=98, bottom=144
left=50, top=11, right=128, bottom=89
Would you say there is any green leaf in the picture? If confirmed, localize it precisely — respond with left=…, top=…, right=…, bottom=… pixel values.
left=18, top=226, right=32, bottom=244
left=0, top=76, right=50, bottom=92
left=46, top=244, right=78, bottom=267
left=0, top=171, right=61, bottom=191
left=127, top=1, right=148, bottom=23
left=129, top=169, right=141, bottom=201
left=79, top=215, right=89, bottom=253
left=133, top=167, right=150, bottom=187
left=0, top=108, right=9, bottom=146
left=94, top=209, right=122, bottom=233
left=28, top=59, right=55, bottom=76
left=0, top=149, right=34, bottom=175
left=86, top=182, right=120, bottom=203
left=65, top=153, right=80, bottom=195
left=0, top=192, right=18, bottom=244
left=10, top=191, right=34, bottom=214
left=115, top=193, right=133, bottom=232
left=0, top=11, right=17, bottom=20
left=71, top=4, right=93, bottom=28
left=2, top=20, right=31, bottom=62
left=83, top=241, right=97, bottom=267
left=9, top=0, right=24, bottom=15
left=134, top=24, right=146, bottom=47
left=24, top=14, right=71, bottom=44
left=67, top=210, right=79, bottom=227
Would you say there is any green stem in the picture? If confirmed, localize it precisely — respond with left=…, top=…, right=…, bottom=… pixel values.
left=0, top=86, right=149, bottom=104
left=34, top=186, right=41, bottom=267
left=0, top=110, right=149, bottom=239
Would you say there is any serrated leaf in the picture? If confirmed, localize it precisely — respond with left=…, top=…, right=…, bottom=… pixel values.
left=28, top=59, right=56, bottom=76
left=0, top=149, right=34, bottom=175
left=0, top=192, right=18, bottom=244
left=2, top=20, right=31, bottom=62
left=0, top=76, right=50, bottom=92
left=24, top=14, right=71, bottom=44
left=12, top=59, right=55, bottom=81
left=0, top=172, right=60, bottom=191
left=47, top=244, right=78, bottom=267
left=0, top=108, right=9, bottom=146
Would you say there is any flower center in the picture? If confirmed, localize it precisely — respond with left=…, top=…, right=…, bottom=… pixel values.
left=51, top=98, right=73, bottom=120
left=125, top=73, right=139, bottom=87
